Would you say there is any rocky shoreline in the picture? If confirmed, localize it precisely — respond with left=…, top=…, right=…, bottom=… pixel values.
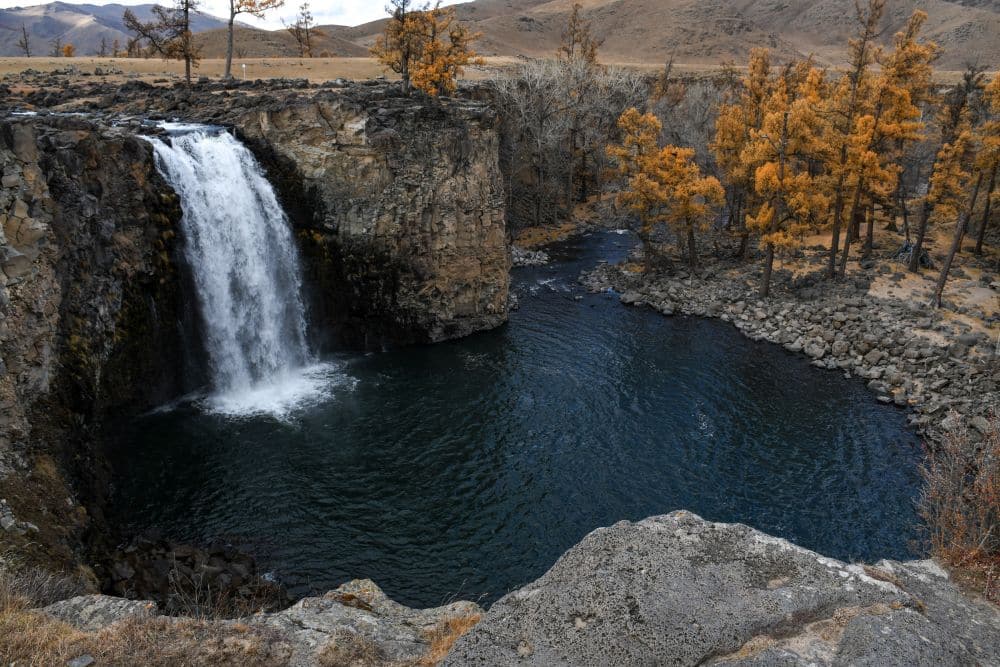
left=581, top=258, right=998, bottom=441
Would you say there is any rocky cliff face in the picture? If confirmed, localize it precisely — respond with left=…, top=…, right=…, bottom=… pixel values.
left=234, top=88, right=509, bottom=348
left=0, top=115, right=186, bottom=569
left=28, top=512, right=999, bottom=666
left=446, top=511, right=1000, bottom=666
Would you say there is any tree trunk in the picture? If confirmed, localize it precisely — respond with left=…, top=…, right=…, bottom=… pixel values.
left=760, top=243, right=775, bottom=297
left=863, top=200, right=875, bottom=259
left=974, top=165, right=997, bottom=255
left=933, top=171, right=984, bottom=307
left=909, top=197, right=933, bottom=272
left=838, top=182, right=865, bottom=276
left=828, top=155, right=848, bottom=278
left=687, top=224, right=697, bottom=267
left=909, top=154, right=939, bottom=272
left=183, top=2, right=191, bottom=86
left=224, top=11, right=235, bottom=80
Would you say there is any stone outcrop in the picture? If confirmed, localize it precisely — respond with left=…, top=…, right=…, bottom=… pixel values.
left=235, top=88, right=509, bottom=348
left=0, top=115, right=187, bottom=569
left=34, top=579, right=483, bottom=666
left=446, top=511, right=1000, bottom=666
left=40, top=595, right=159, bottom=632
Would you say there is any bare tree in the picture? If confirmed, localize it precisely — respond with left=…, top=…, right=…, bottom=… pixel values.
left=123, top=0, right=201, bottom=84
left=492, top=59, right=645, bottom=230
left=49, top=35, right=63, bottom=57
left=97, top=37, right=108, bottom=57
left=16, top=23, right=31, bottom=57
left=224, top=0, right=283, bottom=79
left=285, top=2, right=322, bottom=58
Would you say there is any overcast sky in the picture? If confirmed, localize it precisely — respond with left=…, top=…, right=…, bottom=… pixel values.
left=0, top=0, right=465, bottom=30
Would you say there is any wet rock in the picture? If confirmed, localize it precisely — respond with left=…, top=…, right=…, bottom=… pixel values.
left=447, top=512, right=1000, bottom=666
left=236, top=89, right=509, bottom=348
left=511, top=245, right=550, bottom=267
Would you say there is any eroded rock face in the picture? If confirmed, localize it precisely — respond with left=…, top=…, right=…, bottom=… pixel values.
left=446, top=511, right=1000, bottom=666
left=0, top=115, right=187, bottom=568
left=236, top=90, right=509, bottom=348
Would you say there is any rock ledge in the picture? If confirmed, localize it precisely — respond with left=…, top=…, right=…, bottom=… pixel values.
left=446, top=511, right=1000, bottom=666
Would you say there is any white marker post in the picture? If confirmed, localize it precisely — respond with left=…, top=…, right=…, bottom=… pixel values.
left=242, top=63, right=247, bottom=80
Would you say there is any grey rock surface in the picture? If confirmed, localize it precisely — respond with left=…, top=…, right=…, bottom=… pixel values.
left=445, top=511, right=1000, bottom=666
left=259, top=578, right=482, bottom=666
left=39, top=594, right=158, bottom=632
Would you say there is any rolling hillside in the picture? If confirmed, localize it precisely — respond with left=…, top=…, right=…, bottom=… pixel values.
left=0, top=0, right=997, bottom=67
left=326, top=0, right=1000, bottom=68
left=0, top=1, right=230, bottom=56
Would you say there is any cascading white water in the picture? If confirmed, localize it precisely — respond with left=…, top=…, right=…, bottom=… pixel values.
left=148, top=125, right=336, bottom=417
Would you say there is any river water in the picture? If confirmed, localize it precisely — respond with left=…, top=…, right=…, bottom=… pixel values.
left=108, top=231, right=922, bottom=608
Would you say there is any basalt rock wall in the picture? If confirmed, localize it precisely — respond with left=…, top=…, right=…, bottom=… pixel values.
left=0, top=115, right=187, bottom=571
left=235, top=88, right=509, bottom=349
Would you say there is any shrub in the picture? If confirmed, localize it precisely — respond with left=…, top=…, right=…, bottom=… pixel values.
left=919, top=410, right=1000, bottom=600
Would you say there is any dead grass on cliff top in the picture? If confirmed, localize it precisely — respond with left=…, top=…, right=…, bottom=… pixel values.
left=0, top=561, right=285, bottom=666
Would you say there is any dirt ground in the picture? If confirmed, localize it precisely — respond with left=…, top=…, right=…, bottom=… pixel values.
left=0, top=56, right=977, bottom=88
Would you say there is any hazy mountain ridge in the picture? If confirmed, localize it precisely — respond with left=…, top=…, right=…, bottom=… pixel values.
left=0, top=2, right=229, bottom=56
left=0, top=0, right=996, bottom=67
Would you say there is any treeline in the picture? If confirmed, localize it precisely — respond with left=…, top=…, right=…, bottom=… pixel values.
left=495, top=1, right=999, bottom=308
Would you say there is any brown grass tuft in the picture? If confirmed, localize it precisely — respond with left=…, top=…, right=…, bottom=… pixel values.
left=420, top=611, right=482, bottom=665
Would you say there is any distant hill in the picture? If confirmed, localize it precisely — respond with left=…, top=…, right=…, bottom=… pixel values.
left=192, top=25, right=368, bottom=59
left=0, top=2, right=230, bottom=56
left=325, top=0, right=1000, bottom=69
left=0, top=0, right=996, bottom=68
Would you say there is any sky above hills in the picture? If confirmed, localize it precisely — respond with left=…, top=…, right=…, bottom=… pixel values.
left=0, top=0, right=464, bottom=29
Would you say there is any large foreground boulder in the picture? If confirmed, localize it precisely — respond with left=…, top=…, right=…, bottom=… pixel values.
left=445, top=511, right=1000, bottom=666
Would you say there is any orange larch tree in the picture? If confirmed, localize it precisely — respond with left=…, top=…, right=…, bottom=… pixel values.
left=373, top=0, right=481, bottom=97
left=743, top=65, right=830, bottom=297
left=410, top=4, right=483, bottom=96
left=908, top=66, right=985, bottom=272
left=607, top=108, right=724, bottom=267
left=712, top=48, right=773, bottom=258
left=835, top=10, right=937, bottom=274
left=973, top=74, right=1000, bottom=255
left=824, top=0, right=886, bottom=278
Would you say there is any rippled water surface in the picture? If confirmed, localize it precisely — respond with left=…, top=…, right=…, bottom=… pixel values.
left=109, top=232, right=923, bottom=608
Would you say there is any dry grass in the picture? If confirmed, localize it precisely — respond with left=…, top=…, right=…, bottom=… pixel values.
left=420, top=612, right=482, bottom=665
left=0, top=56, right=511, bottom=85
left=314, top=610, right=481, bottom=667
left=919, top=410, right=1000, bottom=604
left=317, top=628, right=390, bottom=667
left=0, top=558, right=287, bottom=666
left=515, top=221, right=581, bottom=249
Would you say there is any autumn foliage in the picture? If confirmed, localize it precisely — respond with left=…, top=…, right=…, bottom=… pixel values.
left=372, top=0, right=483, bottom=96
left=607, top=108, right=724, bottom=267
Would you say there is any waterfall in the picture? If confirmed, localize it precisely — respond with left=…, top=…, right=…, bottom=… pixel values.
left=148, top=125, right=334, bottom=417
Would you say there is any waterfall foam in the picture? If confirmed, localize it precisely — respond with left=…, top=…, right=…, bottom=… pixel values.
left=148, top=126, right=340, bottom=417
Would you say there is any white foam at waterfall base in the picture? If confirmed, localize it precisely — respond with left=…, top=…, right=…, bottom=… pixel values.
left=204, top=362, right=355, bottom=420
left=147, top=127, right=345, bottom=419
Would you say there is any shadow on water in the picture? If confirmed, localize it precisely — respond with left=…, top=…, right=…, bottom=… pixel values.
left=108, top=231, right=923, bottom=608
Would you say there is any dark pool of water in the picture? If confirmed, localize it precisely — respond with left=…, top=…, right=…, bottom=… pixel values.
left=108, top=231, right=923, bottom=608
